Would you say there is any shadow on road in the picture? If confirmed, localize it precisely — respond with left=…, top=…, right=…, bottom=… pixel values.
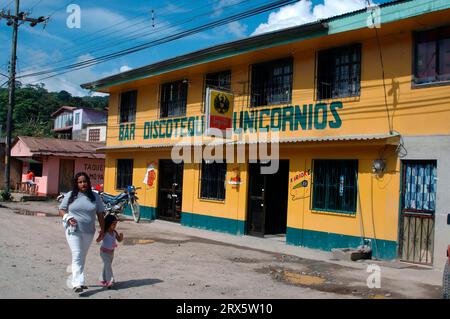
left=79, top=278, right=163, bottom=297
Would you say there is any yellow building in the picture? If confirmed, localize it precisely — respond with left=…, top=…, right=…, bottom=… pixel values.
left=82, top=0, right=450, bottom=266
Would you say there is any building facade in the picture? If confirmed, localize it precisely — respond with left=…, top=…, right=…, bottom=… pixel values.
left=11, top=136, right=105, bottom=196
left=52, top=106, right=107, bottom=141
left=82, top=0, right=450, bottom=267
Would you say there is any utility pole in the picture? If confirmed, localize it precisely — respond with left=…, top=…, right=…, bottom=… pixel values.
left=1, top=0, right=48, bottom=194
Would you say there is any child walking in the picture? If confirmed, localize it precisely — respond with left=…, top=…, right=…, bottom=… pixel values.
left=96, top=215, right=123, bottom=288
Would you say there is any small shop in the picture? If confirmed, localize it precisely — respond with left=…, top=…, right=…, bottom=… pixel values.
left=11, top=136, right=105, bottom=196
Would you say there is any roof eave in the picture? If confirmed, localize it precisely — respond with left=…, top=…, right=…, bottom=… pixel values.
left=81, top=21, right=328, bottom=92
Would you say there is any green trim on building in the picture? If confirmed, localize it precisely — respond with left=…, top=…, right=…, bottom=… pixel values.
left=123, top=205, right=156, bottom=220
left=181, top=212, right=246, bottom=235
left=82, top=0, right=450, bottom=91
left=286, top=227, right=398, bottom=260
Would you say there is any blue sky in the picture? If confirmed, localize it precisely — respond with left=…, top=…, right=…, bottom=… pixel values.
left=0, top=0, right=389, bottom=96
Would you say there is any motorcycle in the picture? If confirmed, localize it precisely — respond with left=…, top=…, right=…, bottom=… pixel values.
left=100, top=186, right=141, bottom=223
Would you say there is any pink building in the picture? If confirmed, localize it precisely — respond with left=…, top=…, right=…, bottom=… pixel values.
left=11, top=136, right=105, bottom=196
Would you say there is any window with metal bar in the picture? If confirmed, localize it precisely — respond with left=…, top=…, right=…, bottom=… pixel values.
left=200, top=161, right=227, bottom=200
left=119, top=90, right=137, bottom=123
left=312, top=160, right=358, bottom=214
left=205, top=70, right=231, bottom=91
left=251, top=58, right=293, bottom=107
left=414, top=25, right=450, bottom=85
left=88, top=129, right=101, bottom=142
left=116, top=159, right=133, bottom=190
left=317, top=44, right=361, bottom=100
left=160, top=80, right=188, bottom=118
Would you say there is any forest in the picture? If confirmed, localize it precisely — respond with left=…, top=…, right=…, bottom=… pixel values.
left=0, top=83, right=108, bottom=137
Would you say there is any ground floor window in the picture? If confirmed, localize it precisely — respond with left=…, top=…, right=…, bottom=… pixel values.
left=116, top=159, right=133, bottom=189
left=312, top=159, right=358, bottom=214
left=200, top=161, right=227, bottom=200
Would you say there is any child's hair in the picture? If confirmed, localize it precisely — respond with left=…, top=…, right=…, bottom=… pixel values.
left=104, top=214, right=118, bottom=232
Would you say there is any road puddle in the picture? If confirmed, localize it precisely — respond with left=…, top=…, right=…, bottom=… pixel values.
left=123, top=238, right=155, bottom=245
left=283, top=271, right=326, bottom=286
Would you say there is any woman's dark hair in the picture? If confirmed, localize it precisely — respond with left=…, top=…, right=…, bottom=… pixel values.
left=68, top=172, right=96, bottom=205
left=104, top=214, right=118, bottom=232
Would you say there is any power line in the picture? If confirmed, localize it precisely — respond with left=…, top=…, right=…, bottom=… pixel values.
left=2, top=0, right=49, bottom=194
left=19, top=0, right=242, bottom=74
left=20, top=0, right=296, bottom=81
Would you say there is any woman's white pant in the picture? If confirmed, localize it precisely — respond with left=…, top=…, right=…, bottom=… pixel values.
left=65, top=231, right=94, bottom=288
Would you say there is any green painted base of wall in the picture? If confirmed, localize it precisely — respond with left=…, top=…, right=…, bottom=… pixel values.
left=181, top=212, right=245, bottom=235
left=123, top=205, right=156, bottom=220
left=286, top=227, right=398, bottom=261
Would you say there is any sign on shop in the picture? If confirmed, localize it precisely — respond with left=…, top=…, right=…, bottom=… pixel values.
left=118, top=102, right=344, bottom=141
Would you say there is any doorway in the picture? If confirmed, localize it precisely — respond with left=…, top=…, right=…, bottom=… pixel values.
left=247, top=160, right=289, bottom=237
left=157, top=160, right=184, bottom=223
left=399, top=160, right=436, bottom=265
left=59, top=159, right=75, bottom=193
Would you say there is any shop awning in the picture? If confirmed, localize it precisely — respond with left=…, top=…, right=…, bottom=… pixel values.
left=97, top=133, right=401, bottom=152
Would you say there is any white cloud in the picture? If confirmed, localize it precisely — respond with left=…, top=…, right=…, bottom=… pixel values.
left=120, top=65, right=132, bottom=73
left=20, top=53, right=102, bottom=97
left=226, top=21, right=248, bottom=38
left=252, top=0, right=371, bottom=36
left=80, top=8, right=128, bottom=30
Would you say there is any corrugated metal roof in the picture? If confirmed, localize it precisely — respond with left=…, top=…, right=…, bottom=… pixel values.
left=15, top=136, right=105, bottom=159
left=97, top=133, right=400, bottom=152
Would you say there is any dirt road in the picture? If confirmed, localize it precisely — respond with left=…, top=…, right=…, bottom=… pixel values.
left=0, top=203, right=443, bottom=299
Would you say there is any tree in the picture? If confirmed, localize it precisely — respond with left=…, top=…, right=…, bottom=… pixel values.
left=0, top=84, right=108, bottom=138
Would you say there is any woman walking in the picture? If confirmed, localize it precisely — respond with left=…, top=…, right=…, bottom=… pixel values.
left=59, top=172, right=105, bottom=293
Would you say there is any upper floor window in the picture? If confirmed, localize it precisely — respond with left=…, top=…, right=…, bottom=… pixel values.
left=317, top=44, right=361, bottom=100
left=414, top=26, right=450, bottom=85
left=74, top=112, right=80, bottom=125
left=88, top=129, right=101, bottom=142
left=119, top=90, right=137, bottom=123
left=251, top=58, right=293, bottom=107
left=160, top=80, right=188, bottom=118
left=54, top=112, right=73, bottom=129
left=205, top=70, right=231, bottom=91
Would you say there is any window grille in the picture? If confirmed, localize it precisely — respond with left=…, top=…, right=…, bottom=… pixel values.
left=251, top=58, right=293, bottom=107
left=160, top=81, right=188, bottom=118
left=312, top=160, right=358, bottom=214
left=200, top=161, right=227, bottom=200
left=119, top=90, right=137, bottom=123
left=116, top=159, right=133, bottom=189
left=317, top=44, right=361, bottom=100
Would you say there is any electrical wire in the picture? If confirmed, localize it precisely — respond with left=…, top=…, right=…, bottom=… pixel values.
left=366, top=0, right=393, bottom=135
left=20, top=0, right=251, bottom=74
left=19, top=0, right=298, bottom=82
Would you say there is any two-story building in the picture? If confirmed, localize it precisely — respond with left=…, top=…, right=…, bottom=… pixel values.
left=82, top=0, right=450, bottom=268
left=52, top=106, right=107, bottom=142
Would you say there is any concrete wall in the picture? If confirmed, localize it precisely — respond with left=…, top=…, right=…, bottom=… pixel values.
left=402, top=135, right=450, bottom=269
left=86, top=125, right=107, bottom=142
